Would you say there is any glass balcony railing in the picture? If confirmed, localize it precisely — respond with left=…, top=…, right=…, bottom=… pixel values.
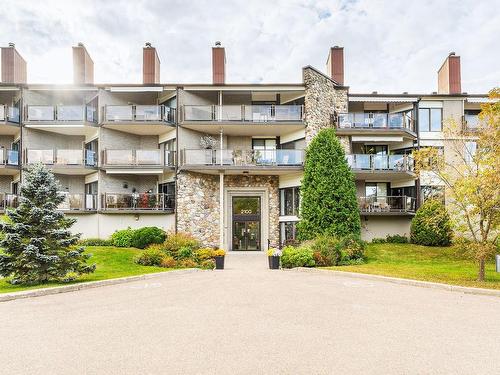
left=104, top=105, right=176, bottom=124
left=25, top=105, right=97, bottom=123
left=347, top=154, right=414, bottom=172
left=181, top=149, right=304, bottom=167
left=1, top=149, right=20, bottom=166
left=463, top=114, right=480, bottom=131
left=57, top=193, right=98, bottom=211
left=0, top=193, right=18, bottom=210
left=0, top=105, right=4, bottom=121
left=358, top=195, right=416, bottom=213
left=182, top=105, right=304, bottom=122
left=101, top=193, right=174, bottom=211
left=337, top=112, right=414, bottom=131
left=26, top=149, right=97, bottom=167
left=104, top=149, right=175, bottom=166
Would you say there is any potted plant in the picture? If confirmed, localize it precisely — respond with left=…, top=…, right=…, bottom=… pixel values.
left=267, top=248, right=282, bottom=269
left=213, top=249, right=226, bottom=270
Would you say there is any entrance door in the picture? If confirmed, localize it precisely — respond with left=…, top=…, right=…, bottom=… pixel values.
left=232, top=196, right=261, bottom=251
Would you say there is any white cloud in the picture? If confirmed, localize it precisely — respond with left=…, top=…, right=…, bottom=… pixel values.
left=1, top=0, right=498, bottom=93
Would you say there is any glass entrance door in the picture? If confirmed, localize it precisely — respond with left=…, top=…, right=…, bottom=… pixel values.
left=232, top=196, right=261, bottom=251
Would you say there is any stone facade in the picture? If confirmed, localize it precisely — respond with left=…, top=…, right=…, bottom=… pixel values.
left=303, top=66, right=348, bottom=144
left=176, top=171, right=279, bottom=249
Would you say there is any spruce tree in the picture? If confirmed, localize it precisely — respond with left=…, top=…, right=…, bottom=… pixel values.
left=0, top=163, right=95, bottom=284
left=297, top=128, right=361, bottom=240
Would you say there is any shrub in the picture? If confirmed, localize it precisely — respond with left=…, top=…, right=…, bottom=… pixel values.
left=177, top=259, right=198, bottom=268
left=385, top=234, right=409, bottom=244
left=310, top=236, right=342, bottom=266
left=160, top=256, right=177, bottom=268
left=339, top=234, right=366, bottom=262
left=79, top=238, right=113, bottom=246
left=297, top=128, right=361, bottom=240
left=194, top=248, right=216, bottom=262
left=134, top=247, right=165, bottom=266
left=163, top=232, right=200, bottom=255
left=371, top=238, right=386, bottom=244
left=130, top=227, right=166, bottom=249
left=111, top=228, right=135, bottom=247
left=176, top=246, right=194, bottom=260
left=281, top=246, right=315, bottom=268
left=200, top=259, right=215, bottom=270
left=411, top=199, right=452, bottom=246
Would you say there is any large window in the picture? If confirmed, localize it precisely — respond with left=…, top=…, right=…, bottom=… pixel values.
left=280, top=187, right=300, bottom=216
left=158, top=182, right=175, bottom=210
left=419, top=108, right=442, bottom=132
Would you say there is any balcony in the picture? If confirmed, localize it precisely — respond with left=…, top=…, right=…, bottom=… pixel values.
left=358, top=195, right=416, bottom=216
left=101, top=193, right=174, bottom=213
left=181, top=105, right=305, bottom=136
left=462, top=114, right=480, bottom=133
left=102, top=149, right=175, bottom=173
left=0, top=105, right=21, bottom=125
left=102, top=105, right=175, bottom=135
left=25, top=105, right=97, bottom=123
left=336, top=112, right=416, bottom=136
left=0, top=149, right=20, bottom=174
left=57, top=193, right=97, bottom=212
left=180, top=149, right=304, bottom=175
left=0, top=193, right=18, bottom=211
left=347, top=154, right=415, bottom=180
left=25, top=149, right=97, bottom=175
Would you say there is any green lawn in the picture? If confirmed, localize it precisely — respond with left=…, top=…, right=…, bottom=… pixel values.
left=0, top=246, right=171, bottom=294
left=327, top=243, right=500, bottom=289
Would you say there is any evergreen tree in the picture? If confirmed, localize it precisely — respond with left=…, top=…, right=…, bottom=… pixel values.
left=297, top=128, right=361, bottom=240
left=0, top=163, right=95, bottom=284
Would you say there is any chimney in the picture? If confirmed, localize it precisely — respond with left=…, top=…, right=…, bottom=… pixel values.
left=326, top=46, right=344, bottom=85
left=1, top=43, right=27, bottom=84
left=143, top=42, right=160, bottom=84
left=212, top=41, right=226, bottom=85
left=73, top=43, right=94, bottom=84
left=438, top=52, right=461, bottom=94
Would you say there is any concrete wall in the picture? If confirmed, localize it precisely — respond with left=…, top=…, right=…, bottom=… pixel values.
left=360, top=216, right=412, bottom=241
left=100, top=173, right=159, bottom=194
left=23, top=129, right=85, bottom=149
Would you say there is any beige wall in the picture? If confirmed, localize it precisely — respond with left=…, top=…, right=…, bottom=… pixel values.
left=360, top=216, right=412, bottom=241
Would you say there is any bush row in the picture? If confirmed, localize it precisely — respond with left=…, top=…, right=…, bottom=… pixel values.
left=79, top=227, right=166, bottom=249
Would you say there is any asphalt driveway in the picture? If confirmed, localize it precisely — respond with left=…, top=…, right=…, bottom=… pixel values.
left=2, top=251, right=500, bottom=374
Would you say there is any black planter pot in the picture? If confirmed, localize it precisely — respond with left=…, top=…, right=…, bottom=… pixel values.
left=268, top=256, right=272, bottom=269
left=269, top=256, right=280, bottom=270
left=215, top=256, right=225, bottom=270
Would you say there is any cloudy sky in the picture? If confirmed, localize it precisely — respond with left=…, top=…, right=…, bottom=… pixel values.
left=1, top=0, right=499, bottom=93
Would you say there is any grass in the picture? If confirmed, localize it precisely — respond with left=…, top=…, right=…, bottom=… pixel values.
left=327, top=243, right=500, bottom=290
left=0, top=246, right=171, bottom=294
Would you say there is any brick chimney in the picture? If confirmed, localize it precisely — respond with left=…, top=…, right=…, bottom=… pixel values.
left=438, top=52, right=461, bottom=94
left=1, top=43, right=27, bottom=84
left=73, top=43, right=94, bottom=84
left=143, top=42, right=160, bottom=84
left=326, top=46, right=344, bottom=85
left=212, top=41, right=226, bottom=85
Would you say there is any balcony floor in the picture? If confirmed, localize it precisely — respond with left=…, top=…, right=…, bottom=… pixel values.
left=48, top=165, right=98, bottom=176
left=98, top=209, right=174, bottom=214
left=180, top=122, right=304, bottom=136
left=360, top=211, right=415, bottom=216
left=103, top=165, right=174, bottom=175
left=0, top=165, right=21, bottom=175
left=24, top=122, right=98, bottom=137
left=336, top=127, right=417, bottom=138
left=0, top=123, right=21, bottom=135
left=179, top=165, right=303, bottom=175
left=101, top=122, right=174, bottom=136
left=353, top=170, right=416, bottom=181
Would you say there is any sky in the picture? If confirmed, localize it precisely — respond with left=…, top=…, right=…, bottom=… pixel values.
left=0, top=0, right=499, bottom=93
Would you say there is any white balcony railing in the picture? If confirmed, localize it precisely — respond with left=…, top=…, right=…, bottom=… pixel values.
left=337, top=112, right=415, bottom=132
left=25, top=149, right=97, bottom=167
left=25, top=105, right=97, bottom=123
left=101, top=193, right=174, bottom=211
left=58, top=193, right=98, bottom=211
left=103, top=105, right=176, bottom=124
left=181, top=149, right=304, bottom=167
left=103, top=149, right=176, bottom=166
left=1, top=149, right=20, bottom=166
left=358, top=195, right=416, bottom=213
left=347, top=154, right=414, bottom=172
left=182, top=105, right=304, bottom=122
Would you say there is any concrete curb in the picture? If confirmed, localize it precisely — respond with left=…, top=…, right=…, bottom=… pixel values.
left=290, top=267, right=500, bottom=298
left=0, top=269, right=203, bottom=303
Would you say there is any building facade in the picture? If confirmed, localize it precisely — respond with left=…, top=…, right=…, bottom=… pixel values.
left=0, top=43, right=491, bottom=249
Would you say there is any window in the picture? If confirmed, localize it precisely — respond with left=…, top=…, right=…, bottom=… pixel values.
left=365, top=183, right=388, bottom=198
left=280, top=187, right=300, bottom=216
left=362, top=145, right=388, bottom=155
left=280, top=221, right=297, bottom=245
left=464, top=141, right=477, bottom=164
left=421, top=186, right=445, bottom=204
left=252, top=139, right=276, bottom=150
left=419, top=108, right=442, bottom=132
left=159, top=182, right=176, bottom=210
left=85, top=182, right=98, bottom=210
left=280, top=138, right=305, bottom=150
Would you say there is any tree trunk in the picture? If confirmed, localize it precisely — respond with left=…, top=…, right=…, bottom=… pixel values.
left=478, top=258, right=486, bottom=282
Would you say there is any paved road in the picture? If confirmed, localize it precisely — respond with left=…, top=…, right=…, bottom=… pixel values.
left=2, top=252, right=500, bottom=375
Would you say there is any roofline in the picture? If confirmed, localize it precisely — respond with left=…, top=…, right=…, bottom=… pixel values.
left=302, top=65, right=349, bottom=89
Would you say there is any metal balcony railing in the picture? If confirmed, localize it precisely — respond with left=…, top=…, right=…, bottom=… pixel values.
left=103, top=149, right=176, bottom=167
left=181, top=149, right=304, bottom=167
left=25, top=105, right=97, bottom=123
left=57, top=193, right=98, bottom=211
left=0, top=105, right=21, bottom=124
left=1, top=149, right=20, bottom=166
left=358, top=195, right=416, bottom=213
left=101, top=193, right=174, bottom=211
left=182, top=105, right=304, bottom=122
left=25, top=149, right=97, bottom=167
left=103, top=105, right=176, bottom=124
left=0, top=193, right=18, bottom=210
left=347, top=154, right=414, bottom=172
left=337, top=112, right=415, bottom=132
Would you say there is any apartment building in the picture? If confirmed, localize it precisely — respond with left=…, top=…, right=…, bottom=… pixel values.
left=0, top=42, right=492, bottom=249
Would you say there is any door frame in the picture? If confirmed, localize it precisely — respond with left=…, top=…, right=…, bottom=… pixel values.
left=231, top=196, right=261, bottom=251
left=225, top=188, right=269, bottom=252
